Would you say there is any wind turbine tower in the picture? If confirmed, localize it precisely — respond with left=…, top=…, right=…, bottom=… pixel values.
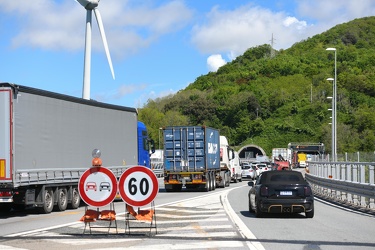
left=76, top=0, right=115, bottom=100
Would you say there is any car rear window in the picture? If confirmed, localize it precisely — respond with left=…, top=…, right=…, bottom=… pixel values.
left=262, top=171, right=305, bottom=184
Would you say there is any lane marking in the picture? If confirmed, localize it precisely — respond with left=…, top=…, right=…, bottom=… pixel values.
left=222, top=186, right=265, bottom=250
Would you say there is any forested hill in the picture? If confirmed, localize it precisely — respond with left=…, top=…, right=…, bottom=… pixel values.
left=139, top=16, right=375, bottom=155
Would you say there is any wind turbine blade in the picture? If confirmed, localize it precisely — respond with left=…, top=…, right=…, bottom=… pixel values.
left=94, top=8, right=115, bottom=80
left=83, top=9, right=93, bottom=100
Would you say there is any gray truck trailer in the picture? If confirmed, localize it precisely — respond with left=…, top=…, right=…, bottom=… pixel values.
left=0, top=83, right=140, bottom=213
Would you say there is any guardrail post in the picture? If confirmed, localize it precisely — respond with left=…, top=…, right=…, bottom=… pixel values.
left=347, top=164, right=353, bottom=203
left=370, top=165, right=375, bottom=185
left=341, top=164, right=346, bottom=181
left=347, top=164, right=352, bottom=182
left=360, top=164, right=366, bottom=206
left=353, top=165, right=358, bottom=182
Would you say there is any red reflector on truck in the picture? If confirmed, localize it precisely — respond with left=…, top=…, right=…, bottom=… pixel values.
left=0, top=191, right=12, bottom=197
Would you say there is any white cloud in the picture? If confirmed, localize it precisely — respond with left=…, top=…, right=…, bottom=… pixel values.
left=191, top=5, right=305, bottom=57
left=191, top=1, right=375, bottom=60
left=207, top=54, right=226, bottom=72
left=0, top=0, right=193, bottom=58
left=283, top=16, right=307, bottom=31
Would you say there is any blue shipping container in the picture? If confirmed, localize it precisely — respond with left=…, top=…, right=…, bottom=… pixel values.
left=163, top=126, right=220, bottom=172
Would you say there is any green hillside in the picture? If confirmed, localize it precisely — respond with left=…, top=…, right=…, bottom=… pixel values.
left=139, top=16, right=375, bottom=155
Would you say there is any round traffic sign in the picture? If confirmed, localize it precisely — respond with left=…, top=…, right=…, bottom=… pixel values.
left=118, top=166, right=159, bottom=207
left=78, top=167, right=118, bottom=207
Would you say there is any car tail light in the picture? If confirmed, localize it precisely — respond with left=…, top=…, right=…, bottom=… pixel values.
left=260, top=186, right=269, bottom=196
left=0, top=191, right=12, bottom=197
left=304, top=186, right=312, bottom=196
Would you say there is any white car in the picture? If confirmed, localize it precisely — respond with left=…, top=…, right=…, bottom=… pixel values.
left=241, top=164, right=257, bottom=180
left=257, top=163, right=271, bottom=173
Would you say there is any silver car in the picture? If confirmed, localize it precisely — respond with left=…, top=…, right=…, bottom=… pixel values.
left=241, top=164, right=257, bottom=180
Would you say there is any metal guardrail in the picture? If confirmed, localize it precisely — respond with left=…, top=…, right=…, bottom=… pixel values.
left=306, top=162, right=375, bottom=211
left=14, top=166, right=136, bottom=187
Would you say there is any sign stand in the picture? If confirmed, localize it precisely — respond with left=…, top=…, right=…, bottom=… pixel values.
left=124, top=201, right=157, bottom=236
left=81, top=202, right=118, bottom=234
left=78, top=166, right=118, bottom=234
left=118, top=166, right=159, bottom=236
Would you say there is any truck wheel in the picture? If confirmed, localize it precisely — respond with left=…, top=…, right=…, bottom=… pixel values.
left=225, top=172, right=230, bottom=187
left=211, top=172, right=216, bottom=190
left=69, top=187, right=81, bottom=209
left=56, top=188, right=68, bottom=211
left=204, top=174, right=211, bottom=192
left=39, top=188, right=54, bottom=214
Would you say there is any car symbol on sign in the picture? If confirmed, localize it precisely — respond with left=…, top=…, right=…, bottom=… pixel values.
left=99, top=182, right=111, bottom=191
left=86, top=182, right=97, bottom=191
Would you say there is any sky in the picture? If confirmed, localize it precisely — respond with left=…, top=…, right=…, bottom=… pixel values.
left=0, top=0, right=374, bottom=108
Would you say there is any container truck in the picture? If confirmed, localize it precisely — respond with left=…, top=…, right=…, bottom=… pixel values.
left=229, top=151, right=242, bottom=183
left=219, top=136, right=235, bottom=185
left=271, top=148, right=291, bottom=163
left=0, top=83, right=154, bottom=213
left=288, top=142, right=325, bottom=168
left=163, top=126, right=230, bottom=192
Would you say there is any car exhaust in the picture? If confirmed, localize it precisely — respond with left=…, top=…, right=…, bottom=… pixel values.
left=283, top=207, right=291, bottom=213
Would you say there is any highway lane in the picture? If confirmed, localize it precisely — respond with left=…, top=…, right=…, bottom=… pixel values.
left=0, top=182, right=250, bottom=250
left=0, top=178, right=219, bottom=237
left=1, top=178, right=375, bottom=250
left=228, top=181, right=375, bottom=250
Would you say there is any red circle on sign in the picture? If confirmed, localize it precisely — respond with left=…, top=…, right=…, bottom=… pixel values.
left=78, top=167, right=118, bottom=207
left=118, top=166, right=158, bottom=207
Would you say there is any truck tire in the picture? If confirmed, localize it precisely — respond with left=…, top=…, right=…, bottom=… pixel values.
left=211, top=172, right=216, bottom=190
left=225, top=172, right=230, bottom=187
left=69, top=187, right=81, bottom=209
left=56, top=188, right=68, bottom=211
left=204, top=174, right=211, bottom=192
left=38, top=188, right=54, bottom=214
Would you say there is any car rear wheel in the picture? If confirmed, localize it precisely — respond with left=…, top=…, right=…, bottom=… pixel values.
left=306, top=208, right=314, bottom=218
left=255, top=200, right=264, bottom=218
left=248, top=199, right=254, bottom=213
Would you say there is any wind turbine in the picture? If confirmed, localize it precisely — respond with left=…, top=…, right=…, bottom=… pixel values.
left=75, top=0, right=115, bottom=100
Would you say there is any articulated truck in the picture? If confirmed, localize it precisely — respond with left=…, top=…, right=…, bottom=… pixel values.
left=0, top=83, right=154, bottom=213
left=163, top=126, right=232, bottom=192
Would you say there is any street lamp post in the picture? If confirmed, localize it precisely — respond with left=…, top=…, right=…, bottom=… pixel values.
left=327, top=96, right=334, bottom=161
left=326, top=47, right=337, bottom=161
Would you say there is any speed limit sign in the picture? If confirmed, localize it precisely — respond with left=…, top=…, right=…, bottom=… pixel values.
left=118, top=166, right=159, bottom=207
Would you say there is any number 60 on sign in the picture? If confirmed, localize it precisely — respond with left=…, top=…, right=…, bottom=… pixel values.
left=118, top=166, right=159, bottom=207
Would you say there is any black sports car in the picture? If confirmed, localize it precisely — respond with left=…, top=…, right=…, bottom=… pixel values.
left=248, top=170, right=314, bottom=218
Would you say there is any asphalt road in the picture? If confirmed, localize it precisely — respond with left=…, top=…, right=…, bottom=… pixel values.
left=1, top=178, right=375, bottom=250
left=228, top=181, right=375, bottom=250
